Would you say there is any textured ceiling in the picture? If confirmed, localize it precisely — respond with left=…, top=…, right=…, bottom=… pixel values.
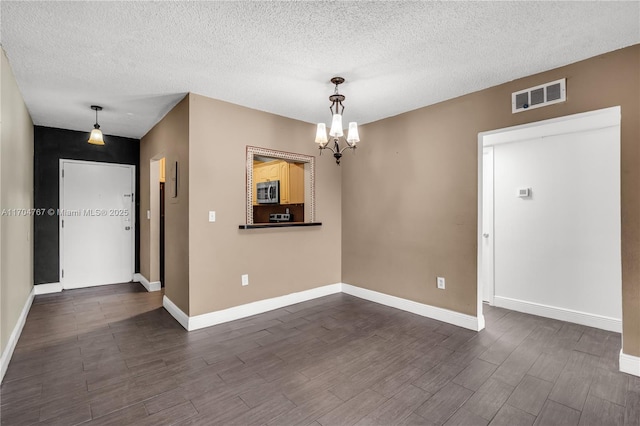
left=1, top=1, right=639, bottom=139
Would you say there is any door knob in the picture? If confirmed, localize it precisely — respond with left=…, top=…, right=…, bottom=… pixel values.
left=483, top=233, right=489, bottom=238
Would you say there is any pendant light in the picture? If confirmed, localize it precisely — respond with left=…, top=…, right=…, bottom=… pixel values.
left=315, top=77, right=360, bottom=165
left=87, top=105, right=105, bottom=145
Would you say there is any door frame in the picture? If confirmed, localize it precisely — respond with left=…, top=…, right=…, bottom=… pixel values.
left=481, top=146, right=494, bottom=305
left=59, top=159, right=136, bottom=289
left=476, top=106, right=621, bottom=322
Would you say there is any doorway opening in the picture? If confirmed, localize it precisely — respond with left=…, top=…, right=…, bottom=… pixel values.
left=477, top=106, right=622, bottom=332
left=160, top=180, right=165, bottom=287
left=150, top=157, right=166, bottom=289
left=159, top=158, right=165, bottom=287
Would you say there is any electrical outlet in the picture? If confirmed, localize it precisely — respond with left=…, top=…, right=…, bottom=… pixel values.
left=437, top=276, right=446, bottom=290
left=241, top=274, right=249, bottom=286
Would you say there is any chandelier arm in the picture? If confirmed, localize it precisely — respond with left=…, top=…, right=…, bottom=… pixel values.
left=319, top=143, right=337, bottom=155
left=339, top=141, right=356, bottom=154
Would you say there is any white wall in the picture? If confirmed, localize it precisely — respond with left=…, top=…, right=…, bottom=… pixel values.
left=492, top=124, right=621, bottom=324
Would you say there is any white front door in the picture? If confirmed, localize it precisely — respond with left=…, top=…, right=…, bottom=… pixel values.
left=482, top=147, right=494, bottom=304
left=60, top=160, right=135, bottom=289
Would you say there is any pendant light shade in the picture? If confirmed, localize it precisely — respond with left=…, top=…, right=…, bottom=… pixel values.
left=315, top=123, right=328, bottom=144
left=329, top=114, right=343, bottom=137
left=346, top=122, right=360, bottom=144
left=88, top=127, right=104, bottom=145
left=87, top=105, right=105, bottom=146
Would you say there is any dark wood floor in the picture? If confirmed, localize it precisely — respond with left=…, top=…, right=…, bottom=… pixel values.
left=1, top=283, right=639, bottom=425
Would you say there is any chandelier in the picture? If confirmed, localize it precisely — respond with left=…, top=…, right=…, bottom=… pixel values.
left=314, top=77, right=360, bottom=165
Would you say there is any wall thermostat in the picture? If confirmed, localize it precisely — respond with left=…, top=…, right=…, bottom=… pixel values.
left=517, top=188, right=531, bottom=198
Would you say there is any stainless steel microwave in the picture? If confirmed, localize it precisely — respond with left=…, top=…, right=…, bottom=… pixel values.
left=256, top=181, right=279, bottom=204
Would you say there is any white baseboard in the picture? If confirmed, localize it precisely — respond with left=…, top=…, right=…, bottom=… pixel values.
left=163, top=295, right=189, bottom=330
left=494, top=295, right=621, bottom=333
left=342, top=283, right=484, bottom=331
left=163, top=283, right=484, bottom=332
left=619, top=351, right=640, bottom=377
left=134, top=273, right=161, bottom=292
left=1, top=287, right=35, bottom=383
left=34, top=282, right=62, bottom=295
left=164, top=283, right=343, bottom=331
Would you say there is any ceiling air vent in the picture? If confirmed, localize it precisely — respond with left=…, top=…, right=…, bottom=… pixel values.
left=512, top=78, right=566, bottom=113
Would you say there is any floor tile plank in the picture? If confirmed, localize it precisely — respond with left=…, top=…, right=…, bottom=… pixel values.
left=625, top=391, right=640, bottom=426
left=452, top=358, right=498, bottom=391
left=534, top=400, right=581, bottom=426
left=462, top=377, right=515, bottom=421
left=578, top=395, right=624, bottom=426
left=317, top=389, right=387, bottom=426
left=506, top=375, right=554, bottom=416
left=489, top=404, right=536, bottom=426
left=414, top=382, right=474, bottom=425
left=589, top=367, right=628, bottom=406
left=354, top=384, right=431, bottom=426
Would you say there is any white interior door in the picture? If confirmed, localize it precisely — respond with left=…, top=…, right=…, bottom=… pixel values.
left=482, top=147, right=494, bottom=304
left=60, top=160, right=135, bottom=289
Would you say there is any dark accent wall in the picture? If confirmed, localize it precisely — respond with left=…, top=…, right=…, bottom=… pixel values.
left=34, top=126, right=140, bottom=285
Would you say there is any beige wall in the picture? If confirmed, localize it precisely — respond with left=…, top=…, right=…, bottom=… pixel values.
left=343, top=45, right=640, bottom=357
left=0, top=49, right=34, bottom=356
left=140, top=95, right=190, bottom=314
left=188, top=94, right=341, bottom=316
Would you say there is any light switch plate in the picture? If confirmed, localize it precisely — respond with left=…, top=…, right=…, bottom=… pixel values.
left=241, top=274, right=249, bottom=286
left=437, top=277, right=446, bottom=290
left=208, top=211, right=216, bottom=222
left=147, top=210, right=151, bottom=220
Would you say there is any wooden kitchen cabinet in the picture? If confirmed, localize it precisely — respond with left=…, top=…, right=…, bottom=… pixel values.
left=279, top=161, right=290, bottom=204
left=288, top=162, right=304, bottom=204
left=279, top=161, right=304, bottom=204
left=253, top=162, right=279, bottom=183
left=252, top=160, right=304, bottom=205
left=265, top=162, right=280, bottom=182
